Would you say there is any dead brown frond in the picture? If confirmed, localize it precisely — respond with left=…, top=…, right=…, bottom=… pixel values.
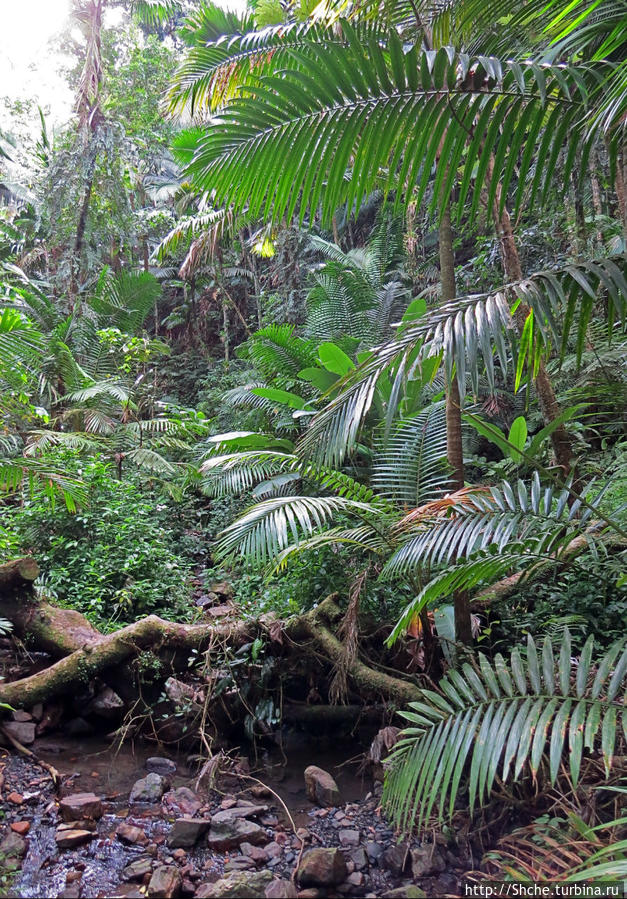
left=393, top=486, right=491, bottom=533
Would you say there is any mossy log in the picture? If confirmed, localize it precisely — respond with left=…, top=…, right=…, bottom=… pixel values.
left=0, top=565, right=422, bottom=710
left=0, top=557, right=40, bottom=590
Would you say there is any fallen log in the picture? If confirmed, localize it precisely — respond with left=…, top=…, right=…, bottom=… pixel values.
left=0, top=557, right=39, bottom=590
left=0, top=566, right=422, bottom=711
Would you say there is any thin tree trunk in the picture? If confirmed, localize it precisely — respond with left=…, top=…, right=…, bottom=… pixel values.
left=487, top=159, right=574, bottom=473
left=438, top=204, right=471, bottom=646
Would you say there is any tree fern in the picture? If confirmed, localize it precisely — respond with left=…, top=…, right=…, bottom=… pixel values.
left=383, top=631, right=627, bottom=835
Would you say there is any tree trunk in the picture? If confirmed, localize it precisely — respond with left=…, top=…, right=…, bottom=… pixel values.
left=487, top=159, right=574, bottom=473
left=438, top=205, right=472, bottom=645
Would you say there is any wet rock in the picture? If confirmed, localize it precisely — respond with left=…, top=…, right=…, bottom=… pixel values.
left=348, top=847, right=368, bottom=871
left=264, top=881, right=298, bottom=899
left=117, top=822, right=148, bottom=845
left=381, top=887, right=426, bottom=899
left=86, top=686, right=124, bottom=719
left=206, top=816, right=266, bottom=851
left=131, top=772, right=169, bottom=803
left=65, top=716, right=94, bottom=737
left=240, top=841, right=268, bottom=864
left=339, top=829, right=360, bottom=847
left=365, top=841, right=383, bottom=864
left=0, top=830, right=27, bottom=857
left=3, top=720, right=36, bottom=745
left=163, top=787, right=202, bottom=817
left=10, top=820, right=30, bottom=835
left=410, top=845, right=446, bottom=878
left=123, top=858, right=154, bottom=882
left=382, top=843, right=410, bottom=875
left=148, top=865, right=182, bottom=898
left=55, top=827, right=94, bottom=849
left=304, top=766, right=341, bottom=807
left=297, top=848, right=348, bottom=887
left=147, top=757, right=177, bottom=776
left=58, top=818, right=97, bottom=832
left=195, top=870, right=272, bottom=898
left=168, top=818, right=210, bottom=849
left=59, top=792, right=103, bottom=822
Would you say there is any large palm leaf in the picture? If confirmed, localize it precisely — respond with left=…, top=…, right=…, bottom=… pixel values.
left=180, top=33, right=607, bottom=228
left=383, top=630, right=627, bottom=834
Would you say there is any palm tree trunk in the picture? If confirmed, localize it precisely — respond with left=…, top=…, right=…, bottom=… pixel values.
left=438, top=203, right=472, bottom=646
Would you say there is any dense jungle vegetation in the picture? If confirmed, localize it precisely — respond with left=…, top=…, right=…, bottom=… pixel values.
left=0, top=0, right=626, bottom=890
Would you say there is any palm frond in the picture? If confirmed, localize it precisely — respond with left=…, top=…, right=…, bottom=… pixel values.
left=0, top=458, right=88, bottom=511
left=215, top=494, right=379, bottom=565
left=383, top=631, right=627, bottom=834
left=371, top=402, right=450, bottom=506
left=182, top=35, right=605, bottom=228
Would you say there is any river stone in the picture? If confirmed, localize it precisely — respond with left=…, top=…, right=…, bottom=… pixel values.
left=59, top=792, right=103, bottom=822
left=3, top=720, right=36, bottom=745
left=207, top=816, right=266, bottom=851
left=86, top=687, right=124, bottom=719
left=210, top=805, right=267, bottom=826
left=264, top=881, right=298, bottom=899
left=410, top=846, right=446, bottom=878
left=0, top=830, right=27, bottom=857
left=381, top=888, right=427, bottom=899
left=304, top=765, right=340, bottom=807
left=168, top=817, right=210, bottom=848
left=382, top=843, right=410, bottom=875
left=348, top=846, right=368, bottom=871
left=116, top=822, right=147, bottom=845
left=297, top=848, right=347, bottom=886
left=130, top=772, right=169, bottom=803
left=147, top=757, right=177, bottom=776
left=55, top=828, right=94, bottom=849
left=239, top=841, right=268, bottom=864
left=11, top=709, right=32, bottom=722
left=123, top=858, right=154, bottom=881
left=162, top=787, right=201, bottom=817
left=339, top=828, right=360, bottom=847
left=148, top=865, right=182, bottom=898
left=195, top=870, right=272, bottom=898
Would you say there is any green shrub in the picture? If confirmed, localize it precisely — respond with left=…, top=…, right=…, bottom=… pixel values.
left=2, top=451, right=198, bottom=628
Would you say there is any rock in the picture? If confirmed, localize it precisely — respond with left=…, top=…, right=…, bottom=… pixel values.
left=381, top=888, right=426, bottom=899
left=239, top=841, right=268, bottom=864
left=346, top=872, right=364, bottom=887
left=55, top=828, right=94, bottom=849
left=210, top=805, right=267, bottom=825
left=382, top=844, right=410, bottom=876
left=168, top=818, right=210, bottom=849
left=130, top=772, right=169, bottom=803
left=6, top=791, right=22, bottom=804
left=339, top=829, right=360, bottom=847
left=223, top=859, right=255, bottom=873
left=65, top=717, right=94, bottom=737
left=10, top=821, right=30, bottom=835
left=297, top=848, right=347, bottom=887
left=195, top=870, right=272, bottom=898
left=210, top=581, right=233, bottom=598
left=207, top=816, right=266, bottom=851
left=30, top=702, right=44, bottom=721
left=0, top=830, right=27, bottom=857
left=59, top=792, right=103, bottom=822
left=58, top=819, right=97, bottom=832
left=86, top=686, right=124, bottom=719
left=304, top=766, right=341, bottom=807
left=60, top=885, right=81, bottom=899
left=162, top=787, right=202, bottom=817
left=264, top=881, right=298, bottom=899
left=123, top=858, right=154, bottom=882
left=117, top=823, right=148, bottom=845
left=147, top=757, right=177, bottom=776
left=148, top=866, right=182, bottom=898
left=410, top=846, right=446, bottom=878
left=365, top=841, right=383, bottom=864
left=348, top=847, right=368, bottom=871
left=265, top=841, right=282, bottom=858
left=11, top=709, right=32, bottom=722
left=3, top=720, right=36, bottom=745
